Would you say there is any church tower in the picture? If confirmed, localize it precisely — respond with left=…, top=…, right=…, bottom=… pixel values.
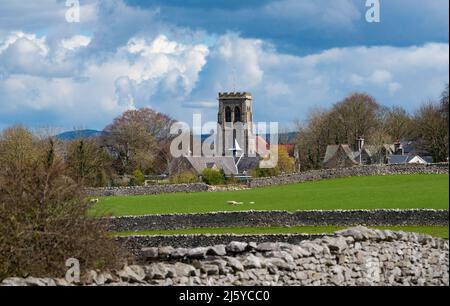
left=217, top=92, right=256, bottom=157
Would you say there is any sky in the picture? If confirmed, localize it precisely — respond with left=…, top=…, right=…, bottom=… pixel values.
left=0, top=0, right=448, bottom=132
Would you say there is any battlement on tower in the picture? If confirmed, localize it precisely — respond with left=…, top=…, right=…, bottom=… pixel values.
left=218, top=92, right=252, bottom=99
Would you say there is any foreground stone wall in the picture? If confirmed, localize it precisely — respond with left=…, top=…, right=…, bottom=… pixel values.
left=3, top=227, right=448, bottom=286
left=249, top=164, right=449, bottom=188
left=117, top=233, right=326, bottom=255
left=85, top=183, right=209, bottom=197
left=109, top=209, right=449, bottom=232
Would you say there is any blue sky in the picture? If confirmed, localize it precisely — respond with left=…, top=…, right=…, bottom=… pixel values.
left=125, top=0, right=449, bottom=53
left=0, top=0, right=448, bottom=132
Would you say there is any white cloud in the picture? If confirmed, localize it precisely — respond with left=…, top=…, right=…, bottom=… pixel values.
left=122, top=35, right=209, bottom=91
left=190, top=37, right=449, bottom=124
left=61, top=35, right=92, bottom=51
left=0, top=31, right=210, bottom=128
left=1, top=29, right=448, bottom=129
left=0, top=0, right=448, bottom=130
left=208, top=34, right=265, bottom=90
left=371, top=70, right=393, bottom=85
left=0, top=32, right=48, bottom=56
left=114, top=76, right=135, bottom=109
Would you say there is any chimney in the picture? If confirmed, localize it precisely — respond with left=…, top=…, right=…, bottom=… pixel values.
left=357, top=137, right=365, bottom=152
left=394, top=140, right=403, bottom=155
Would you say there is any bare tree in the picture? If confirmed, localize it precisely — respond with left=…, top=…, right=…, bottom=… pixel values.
left=295, top=109, right=334, bottom=170
left=440, top=84, right=449, bottom=158
left=329, top=93, right=382, bottom=144
left=412, top=102, right=448, bottom=162
left=384, top=106, right=413, bottom=141
left=102, top=108, right=175, bottom=174
left=441, top=84, right=449, bottom=120
left=65, top=138, right=113, bottom=187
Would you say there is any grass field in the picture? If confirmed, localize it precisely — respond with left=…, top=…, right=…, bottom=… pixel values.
left=91, top=174, right=449, bottom=217
left=115, top=226, right=449, bottom=239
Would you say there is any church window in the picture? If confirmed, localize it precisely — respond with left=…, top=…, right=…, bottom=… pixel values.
left=234, top=107, right=241, bottom=122
left=225, top=107, right=232, bottom=122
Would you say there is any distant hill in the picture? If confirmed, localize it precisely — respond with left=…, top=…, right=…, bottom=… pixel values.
left=57, top=130, right=298, bottom=143
left=56, top=130, right=105, bottom=141
left=279, top=132, right=298, bottom=144
left=201, top=132, right=298, bottom=144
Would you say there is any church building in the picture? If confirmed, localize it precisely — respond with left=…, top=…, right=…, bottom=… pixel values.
left=169, top=92, right=261, bottom=177
left=217, top=92, right=256, bottom=157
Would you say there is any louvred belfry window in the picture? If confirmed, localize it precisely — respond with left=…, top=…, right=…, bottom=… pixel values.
left=225, top=107, right=232, bottom=122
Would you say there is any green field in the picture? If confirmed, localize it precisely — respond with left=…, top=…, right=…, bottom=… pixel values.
left=91, top=174, right=449, bottom=217
left=115, top=226, right=449, bottom=239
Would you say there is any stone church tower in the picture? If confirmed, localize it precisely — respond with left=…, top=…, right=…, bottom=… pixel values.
left=217, top=92, right=256, bottom=157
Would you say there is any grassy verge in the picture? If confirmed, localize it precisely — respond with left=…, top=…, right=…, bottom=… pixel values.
left=91, top=174, right=449, bottom=217
left=114, top=225, right=449, bottom=239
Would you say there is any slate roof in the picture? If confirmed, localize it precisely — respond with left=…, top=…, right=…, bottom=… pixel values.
left=387, top=155, right=410, bottom=164
left=401, top=141, right=415, bottom=154
left=323, top=144, right=360, bottom=165
left=342, top=145, right=359, bottom=161
left=325, top=143, right=398, bottom=165
left=236, top=156, right=261, bottom=174
left=387, top=155, right=428, bottom=164
left=184, top=156, right=238, bottom=175
left=323, top=145, right=340, bottom=164
left=399, top=140, right=430, bottom=156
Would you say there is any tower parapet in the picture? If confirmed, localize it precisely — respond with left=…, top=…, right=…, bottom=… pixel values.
left=218, top=92, right=253, bottom=99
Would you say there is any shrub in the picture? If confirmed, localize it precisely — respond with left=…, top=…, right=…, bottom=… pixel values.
left=202, top=168, right=226, bottom=185
left=250, top=166, right=280, bottom=178
left=130, top=169, right=145, bottom=186
left=170, top=171, right=199, bottom=184
left=250, top=146, right=295, bottom=178
left=277, top=146, right=296, bottom=174
left=0, top=127, right=123, bottom=280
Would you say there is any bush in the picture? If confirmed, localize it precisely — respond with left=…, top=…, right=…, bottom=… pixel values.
left=277, top=146, right=296, bottom=174
left=250, top=146, right=295, bottom=178
left=0, top=127, right=123, bottom=280
left=130, top=169, right=145, bottom=186
left=170, top=171, right=199, bottom=184
left=202, top=168, right=226, bottom=185
left=250, top=166, right=280, bottom=178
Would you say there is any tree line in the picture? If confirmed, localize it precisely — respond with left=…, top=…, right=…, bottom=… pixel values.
left=1, top=85, right=448, bottom=187
left=295, top=85, right=449, bottom=170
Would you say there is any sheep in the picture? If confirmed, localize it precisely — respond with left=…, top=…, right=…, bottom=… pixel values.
left=227, top=201, right=244, bottom=206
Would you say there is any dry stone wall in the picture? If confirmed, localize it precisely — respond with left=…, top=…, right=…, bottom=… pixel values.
left=3, top=227, right=448, bottom=286
left=85, top=183, right=209, bottom=197
left=84, top=164, right=448, bottom=197
left=249, top=164, right=449, bottom=188
left=117, top=233, right=326, bottom=255
left=108, top=210, right=449, bottom=232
